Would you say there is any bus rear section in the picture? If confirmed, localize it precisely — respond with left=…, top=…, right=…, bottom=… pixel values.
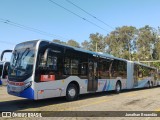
left=128, top=62, right=157, bottom=89
left=0, top=50, right=12, bottom=85
left=0, top=62, right=10, bottom=85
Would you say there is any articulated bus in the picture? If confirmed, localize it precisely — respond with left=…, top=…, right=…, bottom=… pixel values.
left=0, top=50, right=12, bottom=85
left=7, top=40, right=159, bottom=101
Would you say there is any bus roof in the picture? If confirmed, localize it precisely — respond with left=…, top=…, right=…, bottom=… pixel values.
left=16, top=39, right=156, bottom=69
left=40, top=39, right=128, bottom=62
left=17, top=39, right=127, bottom=62
left=133, top=61, right=157, bottom=69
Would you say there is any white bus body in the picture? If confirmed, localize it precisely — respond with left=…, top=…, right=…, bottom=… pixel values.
left=7, top=40, right=158, bottom=101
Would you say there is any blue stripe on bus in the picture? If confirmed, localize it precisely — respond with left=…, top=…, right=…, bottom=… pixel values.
left=106, top=80, right=110, bottom=91
left=8, top=87, right=34, bottom=99
left=0, top=79, right=2, bottom=85
left=134, top=79, right=148, bottom=88
left=20, top=87, right=34, bottom=99
left=103, top=81, right=107, bottom=91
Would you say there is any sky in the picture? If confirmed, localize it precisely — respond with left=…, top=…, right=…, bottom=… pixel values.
left=0, top=0, right=160, bottom=60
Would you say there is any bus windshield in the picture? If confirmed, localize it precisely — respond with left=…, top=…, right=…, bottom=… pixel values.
left=8, top=41, right=37, bottom=81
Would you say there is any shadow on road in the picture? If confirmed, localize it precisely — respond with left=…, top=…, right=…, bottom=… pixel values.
left=0, top=86, right=159, bottom=111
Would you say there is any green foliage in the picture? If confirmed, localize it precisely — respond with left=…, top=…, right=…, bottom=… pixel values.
left=67, top=39, right=80, bottom=48
left=52, top=25, right=160, bottom=68
left=152, top=62, right=160, bottom=69
left=137, top=25, right=156, bottom=61
left=89, top=33, right=107, bottom=52
left=106, top=26, right=137, bottom=60
left=52, top=39, right=80, bottom=48
left=52, top=39, right=67, bottom=45
left=81, top=33, right=107, bottom=52
left=81, top=40, right=90, bottom=50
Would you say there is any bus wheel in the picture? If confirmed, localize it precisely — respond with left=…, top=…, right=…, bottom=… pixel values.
left=147, top=82, right=150, bottom=88
left=115, top=81, right=121, bottom=94
left=66, top=84, right=78, bottom=101
left=150, top=82, right=153, bottom=88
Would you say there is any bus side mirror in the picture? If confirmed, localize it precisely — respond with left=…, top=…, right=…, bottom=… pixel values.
left=43, top=48, right=51, bottom=66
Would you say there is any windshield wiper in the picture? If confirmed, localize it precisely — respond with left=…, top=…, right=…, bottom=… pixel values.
left=16, top=48, right=30, bottom=68
left=12, top=50, right=19, bottom=68
left=22, top=48, right=30, bottom=60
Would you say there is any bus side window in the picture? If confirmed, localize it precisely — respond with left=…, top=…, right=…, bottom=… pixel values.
left=111, top=60, right=118, bottom=78
left=81, top=62, right=87, bottom=75
left=53, top=57, right=57, bottom=71
left=47, top=55, right=57, bottom=71
left=64, top=58, right=70, bottom=75
left=138, top=71, right=143, bottom=78
left=64, top=58, right=79, bottom=75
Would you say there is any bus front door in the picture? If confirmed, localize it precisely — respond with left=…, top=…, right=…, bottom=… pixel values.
left=87, top=60, right=98, bottom=92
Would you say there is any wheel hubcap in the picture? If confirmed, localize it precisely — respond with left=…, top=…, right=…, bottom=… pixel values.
left=68, top=88, right=76, bottom=97
left=117, top=84, right=120, bottom=91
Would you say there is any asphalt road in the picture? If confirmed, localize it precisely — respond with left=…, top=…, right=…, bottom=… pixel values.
left=0, top=86, right=160, bottom=120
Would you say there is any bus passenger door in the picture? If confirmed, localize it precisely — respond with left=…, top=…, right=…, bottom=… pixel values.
left=87, top=60, right=98, bottom=91
left=133, top=64, right=138, bottom=87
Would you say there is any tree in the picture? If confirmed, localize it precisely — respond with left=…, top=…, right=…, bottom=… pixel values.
left=137, top=25, right=156, bottom=61
left=52, top=39, right=67, bottom=45
left=67, top=39, right=80, bottom=48
left=89, top=33, right=107, bottom=52
left=81, top=40, right=90, bottom=50
left=152, top=27, right=160, bottom=60
left=106, top=26, right=137, bottom=60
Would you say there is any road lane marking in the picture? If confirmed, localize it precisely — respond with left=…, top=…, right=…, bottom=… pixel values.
left=154, top=108, right=160, bottom=111
left=124, top=93, right=137, bottom=97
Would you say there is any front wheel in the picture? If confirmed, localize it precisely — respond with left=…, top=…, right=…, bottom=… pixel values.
left=115, top=82, right=121, bottom=94
left=66, top=84, right=78, bottom=101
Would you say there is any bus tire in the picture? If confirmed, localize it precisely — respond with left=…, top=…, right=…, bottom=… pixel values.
left=66, top=83, right=78, bottom=101
left=115, top=81, right=121, bottom=94
left=150, top=82, right=153, bottom=88
left=147, top=81, right=150, bottom=88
